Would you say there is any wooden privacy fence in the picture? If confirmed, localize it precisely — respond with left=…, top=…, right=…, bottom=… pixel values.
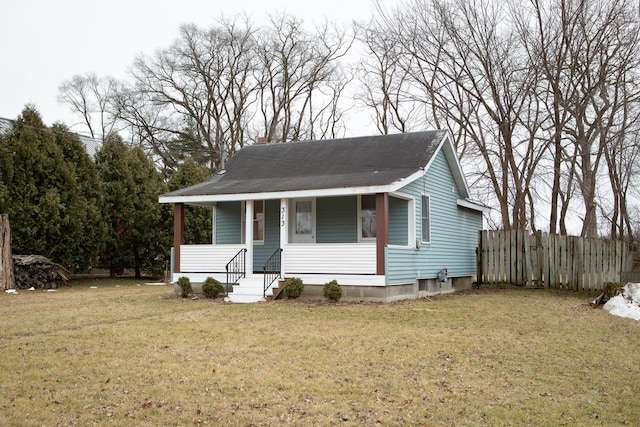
left=478, top=230, right=634, bottom=291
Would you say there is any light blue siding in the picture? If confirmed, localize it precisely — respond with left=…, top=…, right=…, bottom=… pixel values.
left=388, top=196, right=408, bottom=246
left=253, top=200, right=281, bottom=270
left=216, top=201, right=242, bottom=244
left=386, top=150, right=483, bottom=284
left=316, top=196, right=357, bottom=243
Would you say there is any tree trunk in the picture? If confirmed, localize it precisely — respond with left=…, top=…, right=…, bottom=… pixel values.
left=0, top=214, right=16, bottom=290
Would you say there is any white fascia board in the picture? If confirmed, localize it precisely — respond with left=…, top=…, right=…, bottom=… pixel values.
left=159, top=181, right=418, bottom=205
left=422, top=132, right=471, bottom=199
left=457, top=198, right=490, bottom=213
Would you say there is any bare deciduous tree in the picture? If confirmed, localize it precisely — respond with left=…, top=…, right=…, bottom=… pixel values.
left=363, top=0, right=640, bottom=238
left=58, top=73, right=120, bottom=141
left=255, top=15, right=353, bottom=142
left=523, top=0, right=640, bottom=237
left=370, top=0, right=546, bottom=230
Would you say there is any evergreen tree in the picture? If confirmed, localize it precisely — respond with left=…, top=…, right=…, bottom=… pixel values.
left=167, top=157, right=212, bottom=244
left=0, top=128, right=12, bottom=213
left=51, top=123, right=105, bottom=269
left=0, top=106, right=104, bottom=270
left=96, top=135, right=169, bottom=278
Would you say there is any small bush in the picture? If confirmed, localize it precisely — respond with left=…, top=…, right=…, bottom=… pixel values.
left=284, top=277, right=304, bottom=299
left=323, top=280, right=342, bottom=301
left=177, top=276, right=192, bottom=298
left=202, top=277, right=225, bottom=298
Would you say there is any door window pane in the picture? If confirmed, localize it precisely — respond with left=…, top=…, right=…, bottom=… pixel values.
left=296, top=201, right=312, bottom=234
left=253, top=200, right=264, bottom=241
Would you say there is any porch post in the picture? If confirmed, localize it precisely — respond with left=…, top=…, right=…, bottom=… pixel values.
left=245, top=200, right=254, bottom=274
left=375, top=193, right=389, bottom=275
left=280, top=198, right=288, bottom=277
left=173, top=203, right=184, bottom=274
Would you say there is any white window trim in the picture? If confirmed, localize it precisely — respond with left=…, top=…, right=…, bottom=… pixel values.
left=289, top=198, right=316, bottom=243
left=253, top=200, right=265, bottom=245
left=241, top=200, right=265, bottom=245
left=421, top=193, right=431, bottom=244
left=357, top=194, right=377, bottom=242
left=387, top=192, right=415, bottom=249
left=211, top=204, right=217, bottom=244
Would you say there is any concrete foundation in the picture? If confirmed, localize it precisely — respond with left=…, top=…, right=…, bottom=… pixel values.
left=298, top=276, right=475, bottom=302
left=176, top=276, right=475, bottom=302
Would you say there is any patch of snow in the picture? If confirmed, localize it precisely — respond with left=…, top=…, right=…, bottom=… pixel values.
left=46, top=289, right=57, bottom=292
left=603, top=283, right=640, bottom=321
left=90, top=286, right=98, bottom=289
left=28, top=287, right=35, bottom=291
left=5, top=289, right=17, bottom=294
left=145, top=282, right=166, bottom=286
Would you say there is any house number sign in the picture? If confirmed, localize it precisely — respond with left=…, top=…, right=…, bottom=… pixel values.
left=281, top=206, right=286, bottom=226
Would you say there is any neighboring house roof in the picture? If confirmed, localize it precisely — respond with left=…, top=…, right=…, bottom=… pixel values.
left=0, top=116, right=101, bottom=159
left=160, top=130, right=478, bottom=205
left=0, top=117, right=13, bottom=135
left=77, top=133, right=102, bottom=159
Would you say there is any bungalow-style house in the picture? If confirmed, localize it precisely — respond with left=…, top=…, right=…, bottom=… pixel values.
left=159, top=131, right=486, bottom=302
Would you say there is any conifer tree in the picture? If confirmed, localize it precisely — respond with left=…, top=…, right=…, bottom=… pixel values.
left=0, top=106, right=105, bottom=270
left=96, top=135, right=169, bottom=277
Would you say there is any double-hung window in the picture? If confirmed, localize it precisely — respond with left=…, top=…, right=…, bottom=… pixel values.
left=360, top=195, right=376, bottom=239
left=421, top=195, right=430, bottom=243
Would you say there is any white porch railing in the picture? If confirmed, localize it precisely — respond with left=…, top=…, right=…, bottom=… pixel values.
left=180, top=244, right=246, bottom=272
left=283, top=243, right=376, bottom=275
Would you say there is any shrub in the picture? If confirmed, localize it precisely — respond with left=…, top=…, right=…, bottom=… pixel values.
left=323, top=280, right=342, bottom=301
left=202, top=277, right=225, bottom=299
left=283, top=277, right=304, bottom=299
left=176, top=276, right=192, bottom=298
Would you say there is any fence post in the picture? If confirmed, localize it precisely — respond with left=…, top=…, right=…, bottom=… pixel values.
left=477, top=231, right=483, bottom=286
left=523, top=231, right=532, bottom=286
left=547, top=233, right=558, bottom=289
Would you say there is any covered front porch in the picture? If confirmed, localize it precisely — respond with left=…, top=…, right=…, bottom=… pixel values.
left=170, top=194, right=405, bottom=301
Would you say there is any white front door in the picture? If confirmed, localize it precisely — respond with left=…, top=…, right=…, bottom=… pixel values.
left=290, top=199, right=315, bottom=243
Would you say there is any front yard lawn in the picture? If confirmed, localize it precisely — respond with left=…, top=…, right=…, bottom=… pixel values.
left=0, top=280, right=638, bottom=426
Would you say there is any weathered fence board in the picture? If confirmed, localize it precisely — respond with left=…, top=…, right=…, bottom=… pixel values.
left=478, top=230, right=634, bottom=291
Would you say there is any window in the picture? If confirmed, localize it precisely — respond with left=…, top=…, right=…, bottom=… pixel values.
left=295, top=200, right=312, bottom=235
left=421, top=195, right=430, bottom=243
left=253, top=200, right=264, bottom=242
left=360, top=195, right=376, bottom=239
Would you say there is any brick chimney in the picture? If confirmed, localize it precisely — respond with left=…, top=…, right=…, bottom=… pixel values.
left=257, top=137, right=267, bottom=144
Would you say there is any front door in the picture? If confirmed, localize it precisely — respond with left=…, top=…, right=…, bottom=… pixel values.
left=290, top=199, right=315, bottom=243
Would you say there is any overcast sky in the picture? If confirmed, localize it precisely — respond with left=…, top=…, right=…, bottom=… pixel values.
left=0, top=0, right=396, bottom=133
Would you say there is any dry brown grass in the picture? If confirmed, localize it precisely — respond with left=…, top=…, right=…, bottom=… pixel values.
left=1, top=279, right=639, bottom=426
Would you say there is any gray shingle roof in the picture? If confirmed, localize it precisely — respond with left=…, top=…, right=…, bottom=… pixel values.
left=164, top=131, right=448, bottom=197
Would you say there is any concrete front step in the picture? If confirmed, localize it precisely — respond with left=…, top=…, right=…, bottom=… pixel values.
left=225, top=293, right=266, bottom=303
left=225, top=275, right=280, bottom=303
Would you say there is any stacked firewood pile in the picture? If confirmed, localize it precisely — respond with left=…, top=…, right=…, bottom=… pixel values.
left=13, top=255, right=70, bottom=289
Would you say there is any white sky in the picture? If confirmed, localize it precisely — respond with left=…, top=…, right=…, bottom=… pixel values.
left=0, top=0, right=396, bottom=132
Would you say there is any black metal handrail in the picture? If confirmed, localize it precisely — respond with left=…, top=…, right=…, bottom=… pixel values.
left=263, top=248, right=283, bottom=297
left=225, top=248, right=247, bottom=295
